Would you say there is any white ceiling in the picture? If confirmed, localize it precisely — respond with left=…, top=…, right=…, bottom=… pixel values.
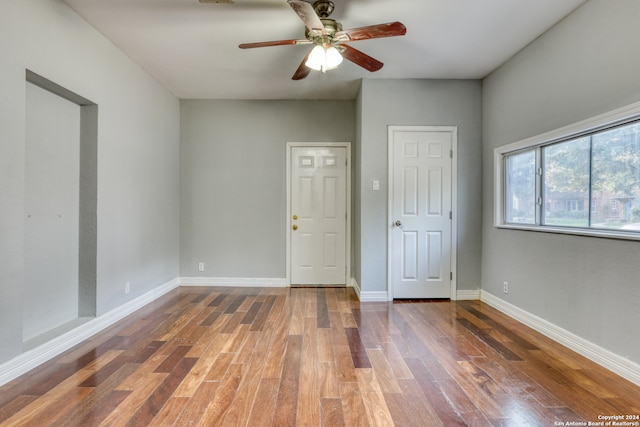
left=62, top=0, right=586, bottom=100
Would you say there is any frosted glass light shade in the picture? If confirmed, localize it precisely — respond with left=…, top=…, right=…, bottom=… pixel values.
left=325, top=46, right=343, bottom=69
left=305, top=45, right=343, bottom=72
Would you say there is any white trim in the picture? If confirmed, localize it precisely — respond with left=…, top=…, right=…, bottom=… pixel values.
left=285, top=142, right=352, bottom=286
left=451, top=127, right=459, bottom=300
left=350, top=277, right=361, bottom=299
left=494, top=223, right=640, bottom=241
left=349, top=278, right=392, bottom=302
left=0, top=278, right=179, bottom=387
left=493, top=147, right=506, bottom=227
left=456, top=289, right=481, bottom=300
left=180, top=277, right=287, bottom=287
left=481, top=290, right=640, bottom=387
left=387, top=126, right=458, bottom=301
left=359, top=291, right=389, bottom=302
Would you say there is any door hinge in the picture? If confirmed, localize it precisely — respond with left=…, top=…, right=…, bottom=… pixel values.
left=449, top=211, right=452, bottom=220
left=449, top=150, right=453, bottom=159
left=450, top=272, right=453, bottom=280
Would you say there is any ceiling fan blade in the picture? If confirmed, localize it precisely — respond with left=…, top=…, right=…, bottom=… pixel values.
left=287, top=0, right=326, bottom=34
left=239, top=39, right=308, bottom=49
left=292, top=50, right=312, bottom=80
left=339, top=44, right=383, bottom=72
left=336, top=21, right=406, bottom=42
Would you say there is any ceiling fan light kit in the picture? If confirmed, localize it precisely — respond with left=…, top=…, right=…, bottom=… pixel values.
left=305, top=45, right=343, bottom=72
left=238, top=0, right=406, bottom=80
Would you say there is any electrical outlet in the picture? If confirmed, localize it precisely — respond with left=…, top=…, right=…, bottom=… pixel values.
left=503, top=281, right=509, bottom=294
left=125, top=282, right=130, bottom=295
left=198, top=262, right=205, bottom=272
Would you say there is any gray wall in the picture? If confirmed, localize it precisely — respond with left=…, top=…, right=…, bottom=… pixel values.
left=482, top=0, right=640, bottom=364
left=180, top=99, right=355, bottom=278
left=0, top=0, right=180, bottom=363
left=356, top=79, right=483, bottom=294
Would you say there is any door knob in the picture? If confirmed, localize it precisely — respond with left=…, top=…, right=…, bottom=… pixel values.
left=394, top=220, right=402, bottom=227
left=292, top=224, right=298, bottom=230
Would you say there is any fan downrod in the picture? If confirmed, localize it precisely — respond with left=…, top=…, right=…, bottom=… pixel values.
left=312, top=0, right=334, bottom=18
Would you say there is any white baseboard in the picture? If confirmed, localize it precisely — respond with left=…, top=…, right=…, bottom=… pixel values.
left=359, top=290, right=390, bottom=302
left=481, top=290, right=640, bottom=387
left=456, top=289, right=481, bottom=300
left=350, top=278, right=361, bottom=299
left=341, top=278, right=389, bottom=302
left=179, top=277, right=287, bottom=287
left=0, top=278, right=180, bottom=387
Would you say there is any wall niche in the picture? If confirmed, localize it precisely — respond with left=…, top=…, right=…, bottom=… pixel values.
left=23, top=71, right=97, bottom=349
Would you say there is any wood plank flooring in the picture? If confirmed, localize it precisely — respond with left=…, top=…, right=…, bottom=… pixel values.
left=1, top=286, right=638, bottom=426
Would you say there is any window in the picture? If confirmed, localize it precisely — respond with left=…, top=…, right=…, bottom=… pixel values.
left=543, top=137, right=590, bottom=228
left=504, top=150, right=536, bottom=224
left=495, top=101, right=640, bottom=239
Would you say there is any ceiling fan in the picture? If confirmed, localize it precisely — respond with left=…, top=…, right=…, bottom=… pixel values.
left=239, top=0, right=406, bottom=80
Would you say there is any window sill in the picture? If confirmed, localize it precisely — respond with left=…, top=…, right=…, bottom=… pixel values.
left=495, top=223, right=640, bottom=242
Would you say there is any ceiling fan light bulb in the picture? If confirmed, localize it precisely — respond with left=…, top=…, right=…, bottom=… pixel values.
left=305, top=45, right=326, bottom=71
left=325, top=46, right=343, bottom=70
left=305, top=45, right=343, bottom=72
left=305, top=47, right=323, bottom=70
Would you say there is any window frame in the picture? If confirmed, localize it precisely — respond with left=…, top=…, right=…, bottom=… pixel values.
left=494, top=100, right=640, bottom=241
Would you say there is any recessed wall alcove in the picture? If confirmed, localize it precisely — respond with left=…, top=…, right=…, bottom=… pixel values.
left=23, top=70, right=97, bottom=350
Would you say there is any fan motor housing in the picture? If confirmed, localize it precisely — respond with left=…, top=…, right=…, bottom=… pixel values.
left=305, top=18, right=342, bottom=44
left=320, top=18, right=342, bottom=35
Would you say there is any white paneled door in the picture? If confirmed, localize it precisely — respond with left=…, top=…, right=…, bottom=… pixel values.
left=389, top=127, right=455, bottom=299
left=290, top=146, right=347, bottom=285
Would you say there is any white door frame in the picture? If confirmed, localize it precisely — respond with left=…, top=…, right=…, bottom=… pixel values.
left=387, top=126, right=458, bottom=300
left=286, top=142, right=351, bottom=286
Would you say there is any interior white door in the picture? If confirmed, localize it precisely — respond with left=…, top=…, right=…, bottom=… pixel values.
left=290, top=146, right=347, bottom=285
left=390, top=128, right=453, bottom=298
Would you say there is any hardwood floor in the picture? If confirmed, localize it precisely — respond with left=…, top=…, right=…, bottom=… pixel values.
left=0, top=286, right=638, bottom=426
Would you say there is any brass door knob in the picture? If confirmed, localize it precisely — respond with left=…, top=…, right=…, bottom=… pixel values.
left=292, top=224, right=298, bottom=230
left=293, top=215, right=298, bottom=220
